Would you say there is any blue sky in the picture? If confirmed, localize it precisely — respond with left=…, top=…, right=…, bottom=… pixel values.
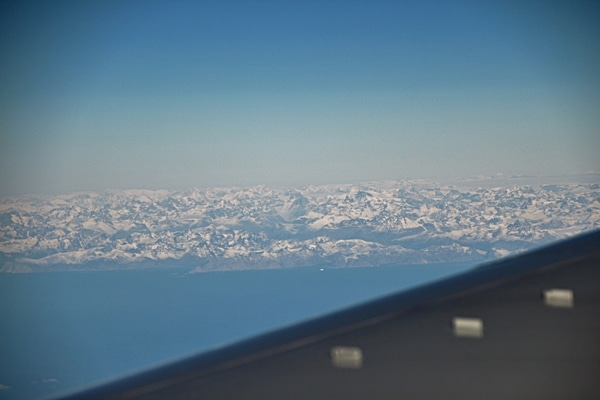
left=1, top=0, right=599, bottom=195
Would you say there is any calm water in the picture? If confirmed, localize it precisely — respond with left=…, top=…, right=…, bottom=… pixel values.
left=0, top=262, right=475, bottom=400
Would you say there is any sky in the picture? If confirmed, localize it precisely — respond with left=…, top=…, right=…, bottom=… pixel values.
left=1, top=0, right=599, bottom=195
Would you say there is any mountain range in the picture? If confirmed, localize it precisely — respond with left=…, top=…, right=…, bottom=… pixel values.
left=1, top=177, right=598, bottom=272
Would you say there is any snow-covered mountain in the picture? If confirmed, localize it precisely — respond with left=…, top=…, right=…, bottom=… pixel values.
left=1, top=178, right=599, bottom=272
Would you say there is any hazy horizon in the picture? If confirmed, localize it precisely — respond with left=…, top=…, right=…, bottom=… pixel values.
left=2, top=171, right=600, bottom=199
left=2, top=1, right=599, bottom=196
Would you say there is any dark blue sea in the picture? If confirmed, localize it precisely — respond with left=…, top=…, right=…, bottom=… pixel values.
left=0, top=262, right=475, bottom=400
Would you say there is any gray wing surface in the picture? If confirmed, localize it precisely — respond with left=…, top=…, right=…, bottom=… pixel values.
left=57, top=230, right=600, bottom=399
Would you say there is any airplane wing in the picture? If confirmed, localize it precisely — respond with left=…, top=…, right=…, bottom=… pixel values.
left=57, top=230, right=600, bottom=399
